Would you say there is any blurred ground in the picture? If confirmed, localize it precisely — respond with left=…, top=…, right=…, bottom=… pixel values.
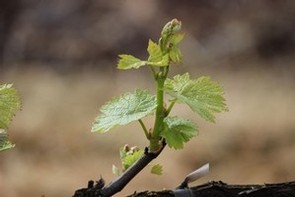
left=0, top=1, right=295, bottom=197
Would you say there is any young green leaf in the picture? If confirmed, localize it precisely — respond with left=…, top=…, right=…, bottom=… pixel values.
left=147, top=40, right=169, bottom=67
left=0, top=129, right=15, bottom=151
left=0, top=84, right=21, bottom=129
left=161, top=116, right=198, bottom=149
left=147, top=40, right=162, bottom=63
left=169, top=33, right=184, bottom=45
left=148, top=54, right=170, bottom=67
left=165, top=73, right=228, bottom=122
left=92, top=89, right=157, bottom=133
left=151, top=164, right=163, bottom=175
left=117, top=54, right=146, bottom=70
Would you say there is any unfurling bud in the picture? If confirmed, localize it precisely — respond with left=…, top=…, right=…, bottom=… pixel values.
left=161, top=19, right=182, bottom=37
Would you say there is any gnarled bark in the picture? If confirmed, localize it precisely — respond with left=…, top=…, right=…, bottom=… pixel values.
left=129, top=181, right=295, bottom=197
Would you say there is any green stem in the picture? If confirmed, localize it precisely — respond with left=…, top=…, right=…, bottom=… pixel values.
left=150, top=68, right=166, bottom=151
left=138, top=119, right=150, bottom=139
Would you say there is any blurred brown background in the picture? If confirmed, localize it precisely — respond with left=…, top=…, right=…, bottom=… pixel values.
left=1, top=1, right=295, bottom=196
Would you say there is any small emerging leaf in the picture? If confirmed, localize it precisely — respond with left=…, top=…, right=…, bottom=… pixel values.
left=161, top=116, right=198, bottom=149
left=0, top=129, right=15, bottom=151
left=147, top=40, right=169, bottom=67
left=169, top=33, right=184, bottom=45
left=122, top=149, right=144, bottom=171
left=113, top=146, right=144, bottom=176
left=165, top=73, right=228, bottom=122
left=151, top=164, right=163, bottom=175
left=147, top=40, right=162, bottom=63
left=117, top=54, right=146, bottom=70
left=0, top=84, right=21, bottom=129
left=0, top=84, right=20, bottom=152
left=169, top=46, right=183, bottom=63
left=147, top=54, right=169, bottom=67
left=92, top=89, right=157, bottom=132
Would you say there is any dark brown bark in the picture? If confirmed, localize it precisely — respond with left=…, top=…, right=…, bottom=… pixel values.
left=128, top=181, right=295, bottom=197
left=73, top=144, right=166, bottom=197
left=72, top=141, right=294, bottom=197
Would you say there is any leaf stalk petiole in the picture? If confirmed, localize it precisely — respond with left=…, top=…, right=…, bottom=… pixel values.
left=138, top=119, right=150, bottom=139
left=166, top=100, right=176, bottom=116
